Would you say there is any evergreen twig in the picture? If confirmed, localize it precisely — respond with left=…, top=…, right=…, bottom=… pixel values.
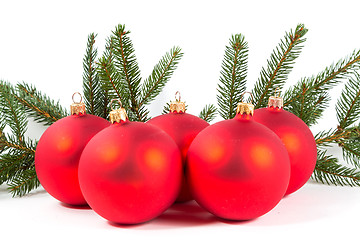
left=0, top=81, right=28, bottom=142
left=112, top=24, right=144, bottom=121
left=83, top=33, right=102, bottom=116
left=162, top=102, right=170, bottom=115
left=0, top=81, right=39, bottom=196
left=315, top=129, right=344, bottom=146
left=284, top=49, right=360, bottom=126
left=7, top=167, right=40, bottom=197
left=217, top=34, right=248, bottom=119
left=336, top=72, right=360, bottom=129
left=97, top=37, right=123, bottom=119
left=139, top=46, right=183, bottom=107
left=334, top=72, right=360, bottom=167
left=252, top=24, right=308, bottom=109
left=16, top=82, right=67, bottom=125
left=312, top=150, right=360, bottom=186
left=94, top=25, right=183, bottom=122
left=198, top=104, right=217, bottom=123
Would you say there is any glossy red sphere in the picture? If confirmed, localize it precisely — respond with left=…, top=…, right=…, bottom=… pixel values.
left=253, top=107, right=317, bottom=195
left=187, top=114, right=290, bottom=220
left=147, top=112, right=209, bottom=202
left=35, top=114, right=110, bottom=205
left=78, top=121, right=182, bottom=224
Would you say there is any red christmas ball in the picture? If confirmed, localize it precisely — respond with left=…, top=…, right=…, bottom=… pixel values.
left=78, top=107, right=182, bottom=224
left=147, top=99, right=209, bottom=202
left=253, top=97, right=317, bottom=195
left=187, top=102, right=290, bottom=220
left=35, top=110, right=110, bottom=205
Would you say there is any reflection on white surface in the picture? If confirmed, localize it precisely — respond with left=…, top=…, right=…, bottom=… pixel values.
left=1, top=182, right=359, bottom=239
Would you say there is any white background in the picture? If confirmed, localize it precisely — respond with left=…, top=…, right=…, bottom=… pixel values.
left=1, top=0, right=360, bottom=239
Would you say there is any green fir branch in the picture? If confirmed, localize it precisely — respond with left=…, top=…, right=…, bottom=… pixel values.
left=94, top=25, right=182, bottom=122
left=336, top=72, right=360, bottom=129
left=0, top=152, right=28, bottom=184
left=312, top=150, right=360, bottom=186
left=252, top=24, right=308, bottom=109
left=0, top=81, right=28, bottom=142
left=97, top=37, right=125, bottom=119
left=284, top=49, right=360, bottom=125
left=16, top=82, right=67, bottom=125
left=198, top=104, right=217, bottom=123
left=7, top=166, right=40, bottom=197
left=162, top=102, right=170, bottom=114
left=315, top=128, right=340, bottom=147
left=0, top=133, right=35, bottom=155
left=0, top=133, right=40, bottom=197
left=111, top=24, right=143, bottom=121
left=338, top=140, right=360, bottom=168
left=217, top=34, right=248, bottom=119
left=0, top=140, right=36, bottom=183
left=334, top=73, right=360, bottom=167
left=83, top=33, right=102, bottom=116
left=139, top=46, right=183, bottom=107
left=284, top=79, right=330, bottom=125
left=0, top=82, right=39, bottom=196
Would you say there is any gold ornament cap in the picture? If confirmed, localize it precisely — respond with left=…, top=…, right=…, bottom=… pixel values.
left=268, top=96, right=283, bottom=108
left=236, top=92, right=254, bottom=116
left=109, top=99, right=128, bottom=124
left=268, top=88, right=283, bottom=108
left=169, top=91, right=186, bottom=113
left=70, top=92, right=86, bottom=115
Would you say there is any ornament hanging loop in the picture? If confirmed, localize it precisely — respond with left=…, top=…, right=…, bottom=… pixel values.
left=175, top=91, right=181, bottom=102
left=72, top=92, right=83, bottom=104
left=110, top=99, right=123, bottom=111
left=241, top=91, right=254, bottom=104
left=237, top=91, right=254, bottom=116
left=70, top=92, right=86, bottom=115
left=109, top=99, right=128, bottom=124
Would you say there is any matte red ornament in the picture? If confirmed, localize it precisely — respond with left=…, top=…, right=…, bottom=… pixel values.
left=35, top=93, right=110, bottom=205
left=187, top=98, right=290, bottom=220
left=253, top=94, right=317, bottom=195
left=147, top=92, right=209, bottom=202
left=78, top=100, right=182, bottom=224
